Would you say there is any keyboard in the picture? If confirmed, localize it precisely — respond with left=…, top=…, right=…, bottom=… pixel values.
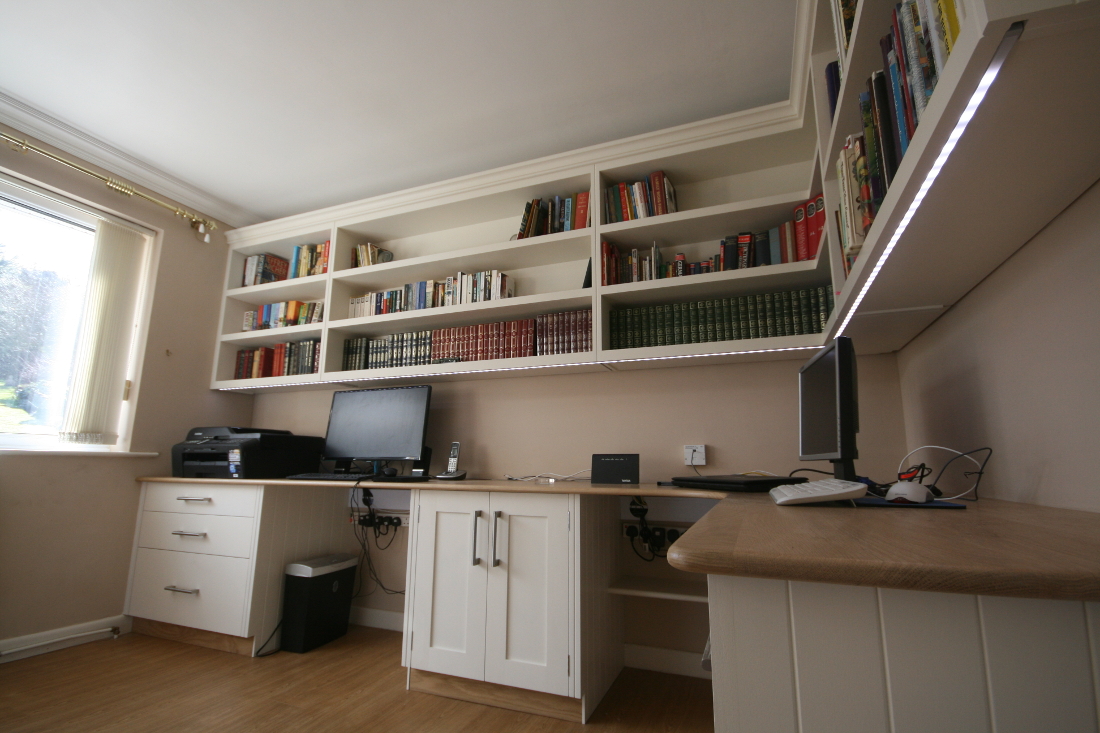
left=286, top=473, right=374, bottom=481
left=770, top=478, right=867, bottom=505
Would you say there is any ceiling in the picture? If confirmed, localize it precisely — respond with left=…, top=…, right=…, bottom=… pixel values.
left=0, top=1, right=799, bottom=227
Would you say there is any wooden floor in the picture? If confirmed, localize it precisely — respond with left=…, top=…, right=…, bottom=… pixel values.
left=0, top=627, right=713, bottom=733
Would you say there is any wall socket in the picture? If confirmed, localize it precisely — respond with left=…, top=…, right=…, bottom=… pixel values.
left=684, top=445, right=706, bottom=465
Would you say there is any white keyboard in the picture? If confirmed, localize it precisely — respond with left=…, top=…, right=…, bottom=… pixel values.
left=770, top=478, right=867, bottom=505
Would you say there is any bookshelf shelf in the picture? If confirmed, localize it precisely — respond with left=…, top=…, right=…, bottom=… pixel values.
left=598, top=332, right=825, bottom=363
left=224, top=274, right=328, bottom=306
left=219, top=323, right=324, bottom=346
left=322, top=350, right=599, bottom=384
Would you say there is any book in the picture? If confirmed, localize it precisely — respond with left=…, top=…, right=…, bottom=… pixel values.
left=793, top=203, right=809, bottom=261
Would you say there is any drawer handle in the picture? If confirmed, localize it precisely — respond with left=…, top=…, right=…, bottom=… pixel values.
left=176, top=497, right=211, bottom=502
left=471, top=510, right=482, bottom=566
left=171, top=531, right=207, bottom=538
left=164, top=586, right=198, bottom=594
left=492, top=510, right=502, bottom=567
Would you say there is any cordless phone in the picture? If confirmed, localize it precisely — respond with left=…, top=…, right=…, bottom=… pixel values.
left=435, top=442, right=466, bottom=480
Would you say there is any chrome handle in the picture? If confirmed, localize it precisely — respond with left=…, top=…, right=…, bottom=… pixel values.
left=176, top=497, right=211, bottom=502
left=171, top=531, right=207, bottom=537
left=164, top=586, right=198, bottom=594
left=471, top=510, right=482, bottom=566
left=492, top=510, right=502, bottom=567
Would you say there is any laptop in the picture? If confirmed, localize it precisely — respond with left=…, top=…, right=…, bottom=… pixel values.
left=670, top=474, right=808, bottom=492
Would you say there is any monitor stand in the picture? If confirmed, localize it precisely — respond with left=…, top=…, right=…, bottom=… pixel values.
left=832, top=458, right=858, bottom=482
left=332, top=460, right=370, bottom=476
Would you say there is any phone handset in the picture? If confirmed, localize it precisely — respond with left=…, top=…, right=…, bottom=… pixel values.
left=435, top=442, right=467, bottom=480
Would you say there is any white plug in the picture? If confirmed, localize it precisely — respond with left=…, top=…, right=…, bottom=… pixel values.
left=684, top=445, right=706, bottom=466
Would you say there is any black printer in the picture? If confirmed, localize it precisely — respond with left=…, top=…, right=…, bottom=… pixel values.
left=172, top=427, right=325, bottom=479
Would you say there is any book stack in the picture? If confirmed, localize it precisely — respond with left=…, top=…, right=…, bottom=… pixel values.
left=341, top=308, right=592, bottom=371
left=604, top=171, right=677, bottom=223
left=234, top=338, right=321, bottom=379
left=242, top=301, right=324, bottom=331
left=241, top=254, right=289, bottom=287
left=829, top=0, right=857, bottom=58
left=831, top=1, right=958, bottom=272
left=351, top=243, right=393, bottom=268
left=600, top=196, right=823, bottom=285
left=348, top=270, right=514, bottom=318
left=290, top=241, right=330, bottom=278
left=608, top=287, right=834, bottom=349
left=516, top=191, right=590, bottom=239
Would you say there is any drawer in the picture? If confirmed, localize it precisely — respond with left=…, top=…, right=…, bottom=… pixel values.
left=138, top=512, right=256, bottom=559
left=128, top=548, right=251, bottom=637
left=143, top=483, right=260, bottom=517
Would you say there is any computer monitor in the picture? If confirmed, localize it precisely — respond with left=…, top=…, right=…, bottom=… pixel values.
left=799, top=336, right=859, bottom=481
left=323, top=385, right=432, bottom=472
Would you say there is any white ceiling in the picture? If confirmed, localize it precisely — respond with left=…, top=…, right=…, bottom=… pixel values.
left=0, top=0, right=798, bottom=227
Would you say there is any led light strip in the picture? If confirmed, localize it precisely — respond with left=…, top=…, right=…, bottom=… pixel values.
left=837, top=21, right=1025, bottom=337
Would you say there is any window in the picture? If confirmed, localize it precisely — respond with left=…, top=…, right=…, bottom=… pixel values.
left=0, top=173, right=152, bottom=450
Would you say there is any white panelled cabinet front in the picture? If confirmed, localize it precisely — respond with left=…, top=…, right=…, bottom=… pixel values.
left=408, top=490, right=572, bottom=696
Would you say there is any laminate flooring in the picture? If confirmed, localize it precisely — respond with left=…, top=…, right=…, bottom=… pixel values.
left=0, top=627, right=713, bottom=732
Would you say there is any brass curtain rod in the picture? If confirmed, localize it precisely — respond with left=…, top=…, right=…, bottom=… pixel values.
left=1, top=131, right=217, bottom=233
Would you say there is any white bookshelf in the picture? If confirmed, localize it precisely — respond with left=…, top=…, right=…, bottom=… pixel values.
left=216, top=0, right=1100, bottom=391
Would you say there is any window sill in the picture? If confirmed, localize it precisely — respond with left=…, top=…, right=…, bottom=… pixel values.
left=0, top=449, right=159, bottom=458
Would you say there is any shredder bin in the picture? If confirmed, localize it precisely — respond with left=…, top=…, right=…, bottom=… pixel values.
left=281, top=553, right=358, bottom=653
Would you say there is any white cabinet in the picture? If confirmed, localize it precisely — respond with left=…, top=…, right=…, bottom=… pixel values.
left=408, top=490, right=571, bottom=696
left=405, top=489, right=622, bottom=717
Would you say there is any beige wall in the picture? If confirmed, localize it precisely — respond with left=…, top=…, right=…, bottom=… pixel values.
left=897, top=179, right=1100, bottom=512
left=254, top=352, right=909, bottom=644
left=0, top=126, right=253, bottom=640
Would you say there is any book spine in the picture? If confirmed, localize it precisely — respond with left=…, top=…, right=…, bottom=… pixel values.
left=575, top=191, right=589, bottom=230
left=753, top=231, right=771, bottom=267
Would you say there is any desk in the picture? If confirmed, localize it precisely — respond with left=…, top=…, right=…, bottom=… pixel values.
left=668, top=495, right=1100, bottom=733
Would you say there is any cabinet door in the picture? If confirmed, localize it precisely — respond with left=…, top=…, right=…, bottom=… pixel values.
left=410, top=491, right=489, bottom=681
left=484, top=492, right=571, bottom=696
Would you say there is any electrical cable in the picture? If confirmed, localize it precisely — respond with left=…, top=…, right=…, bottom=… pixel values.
left=789, top=468, right=834, bottom=477
left=931, top=448, right=993, bottom=501
left=894, top=445, right=992, bottom=501
left=254, top=620, right=282, bottom=657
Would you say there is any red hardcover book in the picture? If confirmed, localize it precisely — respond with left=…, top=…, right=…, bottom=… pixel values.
left=650, top=172, right=666, bottom=215
left=259, top=347, right=275, bottom=378
left=545, top=314, right=554, bottom=355
left=618, top=183, right=631, bottom=221
left=793, top=203, right=810, bottom=261
left=574, top=191, right=590, bottom=230
left=805, top=198, right=820, bottom=260
left=536, top=314, right=546, bottom=355
left=263, top=255, right=290, bottom=283
left=527, top=319, right=536, bottom=356
left=811, top=194, right=826, bottom=259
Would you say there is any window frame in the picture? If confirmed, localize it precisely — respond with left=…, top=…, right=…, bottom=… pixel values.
left=0, top=168, right=161, bottom=453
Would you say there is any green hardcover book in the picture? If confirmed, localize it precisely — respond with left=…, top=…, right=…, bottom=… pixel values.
left=809, top=290, right=820, bottom=333
left=826, top=287, right=835, bottom=322
left=673, top=303, right=683, bottom=344
left=747, top=296, right=759, bottom=338
left=791, top=291, right=803, bottom=335
left=609, top=309, right=620, bottom=350
left=648, top=305, right=660, bottom=347
left=704, top=300, right=716, bottom=342
left=738, top=296, right=749, bottom=339
left=755, top=294, right=766, bottom=338
left=620, top=308, right=630, bottom=349
left=688, top=301, right=700, bottom=343
left=727, top=297, right=740, bottom=340
left=764, top=292, right=776, bottom=338
left=640, top=307, right=650, bottom=347
left=633, top=307, right=643, bottom=348
left=817, top=286, right=829, bottom=332
left=663, top=304, right=673, bottom=346
left=799, top=290, right=811, bottom=333
left=781, top=291, right=793, bottom=336
left=721, top=298, right=733, bottom=341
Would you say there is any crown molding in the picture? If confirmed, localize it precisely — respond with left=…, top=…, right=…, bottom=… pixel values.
left=0, top=89, right=262, bottom=228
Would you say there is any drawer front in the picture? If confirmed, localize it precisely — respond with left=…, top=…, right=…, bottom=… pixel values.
left=143, top=483, right=259, bottom=517
left=128, top=548, right=251, bottom=637
left=138, top=512, right=256, bottom=559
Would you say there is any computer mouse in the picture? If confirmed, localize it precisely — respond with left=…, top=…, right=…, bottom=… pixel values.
left=884, top=482, right=933, bottom=503
left=380, top=466, right=398, bottom=477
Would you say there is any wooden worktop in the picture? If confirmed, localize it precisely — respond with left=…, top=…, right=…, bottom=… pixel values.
left=136, top=477, right=728, bottom=500
left=666, top=494, right=1100, bottom=601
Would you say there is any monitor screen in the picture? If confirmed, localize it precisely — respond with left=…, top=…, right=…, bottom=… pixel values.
left=323, top=385, right=431, bottom=462
left=799, top=336, right=858, bottom=479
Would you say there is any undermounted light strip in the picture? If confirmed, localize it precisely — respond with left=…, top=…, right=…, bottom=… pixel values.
left=837, top=21, right=1025, bottom=337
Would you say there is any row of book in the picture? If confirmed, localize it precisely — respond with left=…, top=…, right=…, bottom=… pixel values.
left=516, top=192, right=590, bottom=239
left=828, top=0, right=957, bottom=72
left=351, top=243, right=394, bottom=269
left=599, top=195, right=826, bottom=285
left=603, top=171, right=677, bottom=224
left=608, top=286, right=834, bottom=350
left=341, top=308, right=592, bottom=371
left=347, top=270, right=515, bottom=318
left=233, top=338, right=321, bottom=379
left=242, top=301, right=324, bottom=331
left=240, top=242, right=331, bottom=288
left=831, top=1, right=957, bottom=272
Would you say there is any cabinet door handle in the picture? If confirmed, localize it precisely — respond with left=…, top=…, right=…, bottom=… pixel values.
left=471, top=510, right=482, bottom=566
left=171, top=531, right=207, bottom=538
left=176, top=497, right=211, bottom=502
left=492, top=510, right=502, bottom=567
left=164, top=586, right=198, bottom=594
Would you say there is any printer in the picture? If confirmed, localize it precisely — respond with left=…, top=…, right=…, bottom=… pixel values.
left=172, top=427, right=325, bottom=479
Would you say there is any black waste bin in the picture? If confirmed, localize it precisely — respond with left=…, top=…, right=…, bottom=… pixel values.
left=281, top=553, right=358, bottom=653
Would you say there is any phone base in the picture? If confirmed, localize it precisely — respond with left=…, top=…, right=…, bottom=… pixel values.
left=434, top=471, right=468, bottom=480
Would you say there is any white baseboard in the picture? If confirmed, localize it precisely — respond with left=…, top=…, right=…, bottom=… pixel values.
left=349, top=606, right=404, bottom=632
left=624, top=643, right=711, bottom=680
left=0, top=615, right=132, bottom=664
